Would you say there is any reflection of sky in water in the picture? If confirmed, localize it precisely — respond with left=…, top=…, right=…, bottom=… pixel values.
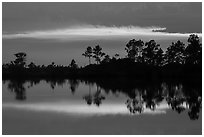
left=3, top=100, right=188, bottom=116
left=2, top=79, right=202, bottom=134
left=2, top=80, right=168, bottom=116
left=2, top=80, right=201, bottom=117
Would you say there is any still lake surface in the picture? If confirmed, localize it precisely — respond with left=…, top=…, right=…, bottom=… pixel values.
left=2, top=79, right=202, bottom=135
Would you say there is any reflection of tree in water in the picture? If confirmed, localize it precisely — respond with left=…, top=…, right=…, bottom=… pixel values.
left=27, top=79, right=40, bottom=88
left=68, top=79, right=79, bottom=94
left=83, top=84, right=93, bottom=105
left=122, top=82, right=201, bottom=120
left=188, top=98, right=201, bottom=120
left=83, top=84, right=105, bottom=106
left=184, top=84, right=202, bottom=120
left=45, top=79, right=66, bottom=90
left=4, top=78, right=202, bottom=120
left=93, top=86, right=105, bottom=106
left=7, top=79, right=26, bottom=100
left=125, top=84, right=165, bottom=114
left=186, top=95, right=202, bottom=120
left=166, top=84, right=186, bottom=113
left=164, top=83, right=202, bottom=120
left=126, top=90, right=144, bottom=114
left=142, top=84, right=163, bottom=111
left=45, top=79, right=79, bottom=94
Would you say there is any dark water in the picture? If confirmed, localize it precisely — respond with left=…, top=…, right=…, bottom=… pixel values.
left=2, top=79, right=202, bottom=135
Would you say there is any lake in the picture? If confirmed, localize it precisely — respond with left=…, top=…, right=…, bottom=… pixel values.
left=2, top=78, right=202, bottom=135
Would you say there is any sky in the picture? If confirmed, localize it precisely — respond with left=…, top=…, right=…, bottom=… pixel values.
left=2, top=2, right=202, bottom=66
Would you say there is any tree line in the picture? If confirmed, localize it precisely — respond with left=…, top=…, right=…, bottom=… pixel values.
left=82, top=34, right=201, bottom=66
left=2, top=34, right=202, bottom=79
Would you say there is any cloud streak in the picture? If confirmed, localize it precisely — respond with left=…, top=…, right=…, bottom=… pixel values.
left=3, top=25, right=202, bottom=41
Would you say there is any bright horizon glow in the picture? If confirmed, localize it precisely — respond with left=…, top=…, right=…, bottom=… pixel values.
left=3, top=25, right=202, bottom=41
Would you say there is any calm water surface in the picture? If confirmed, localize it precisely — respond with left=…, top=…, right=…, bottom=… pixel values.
left=2, top=79, right=202, bottom=135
